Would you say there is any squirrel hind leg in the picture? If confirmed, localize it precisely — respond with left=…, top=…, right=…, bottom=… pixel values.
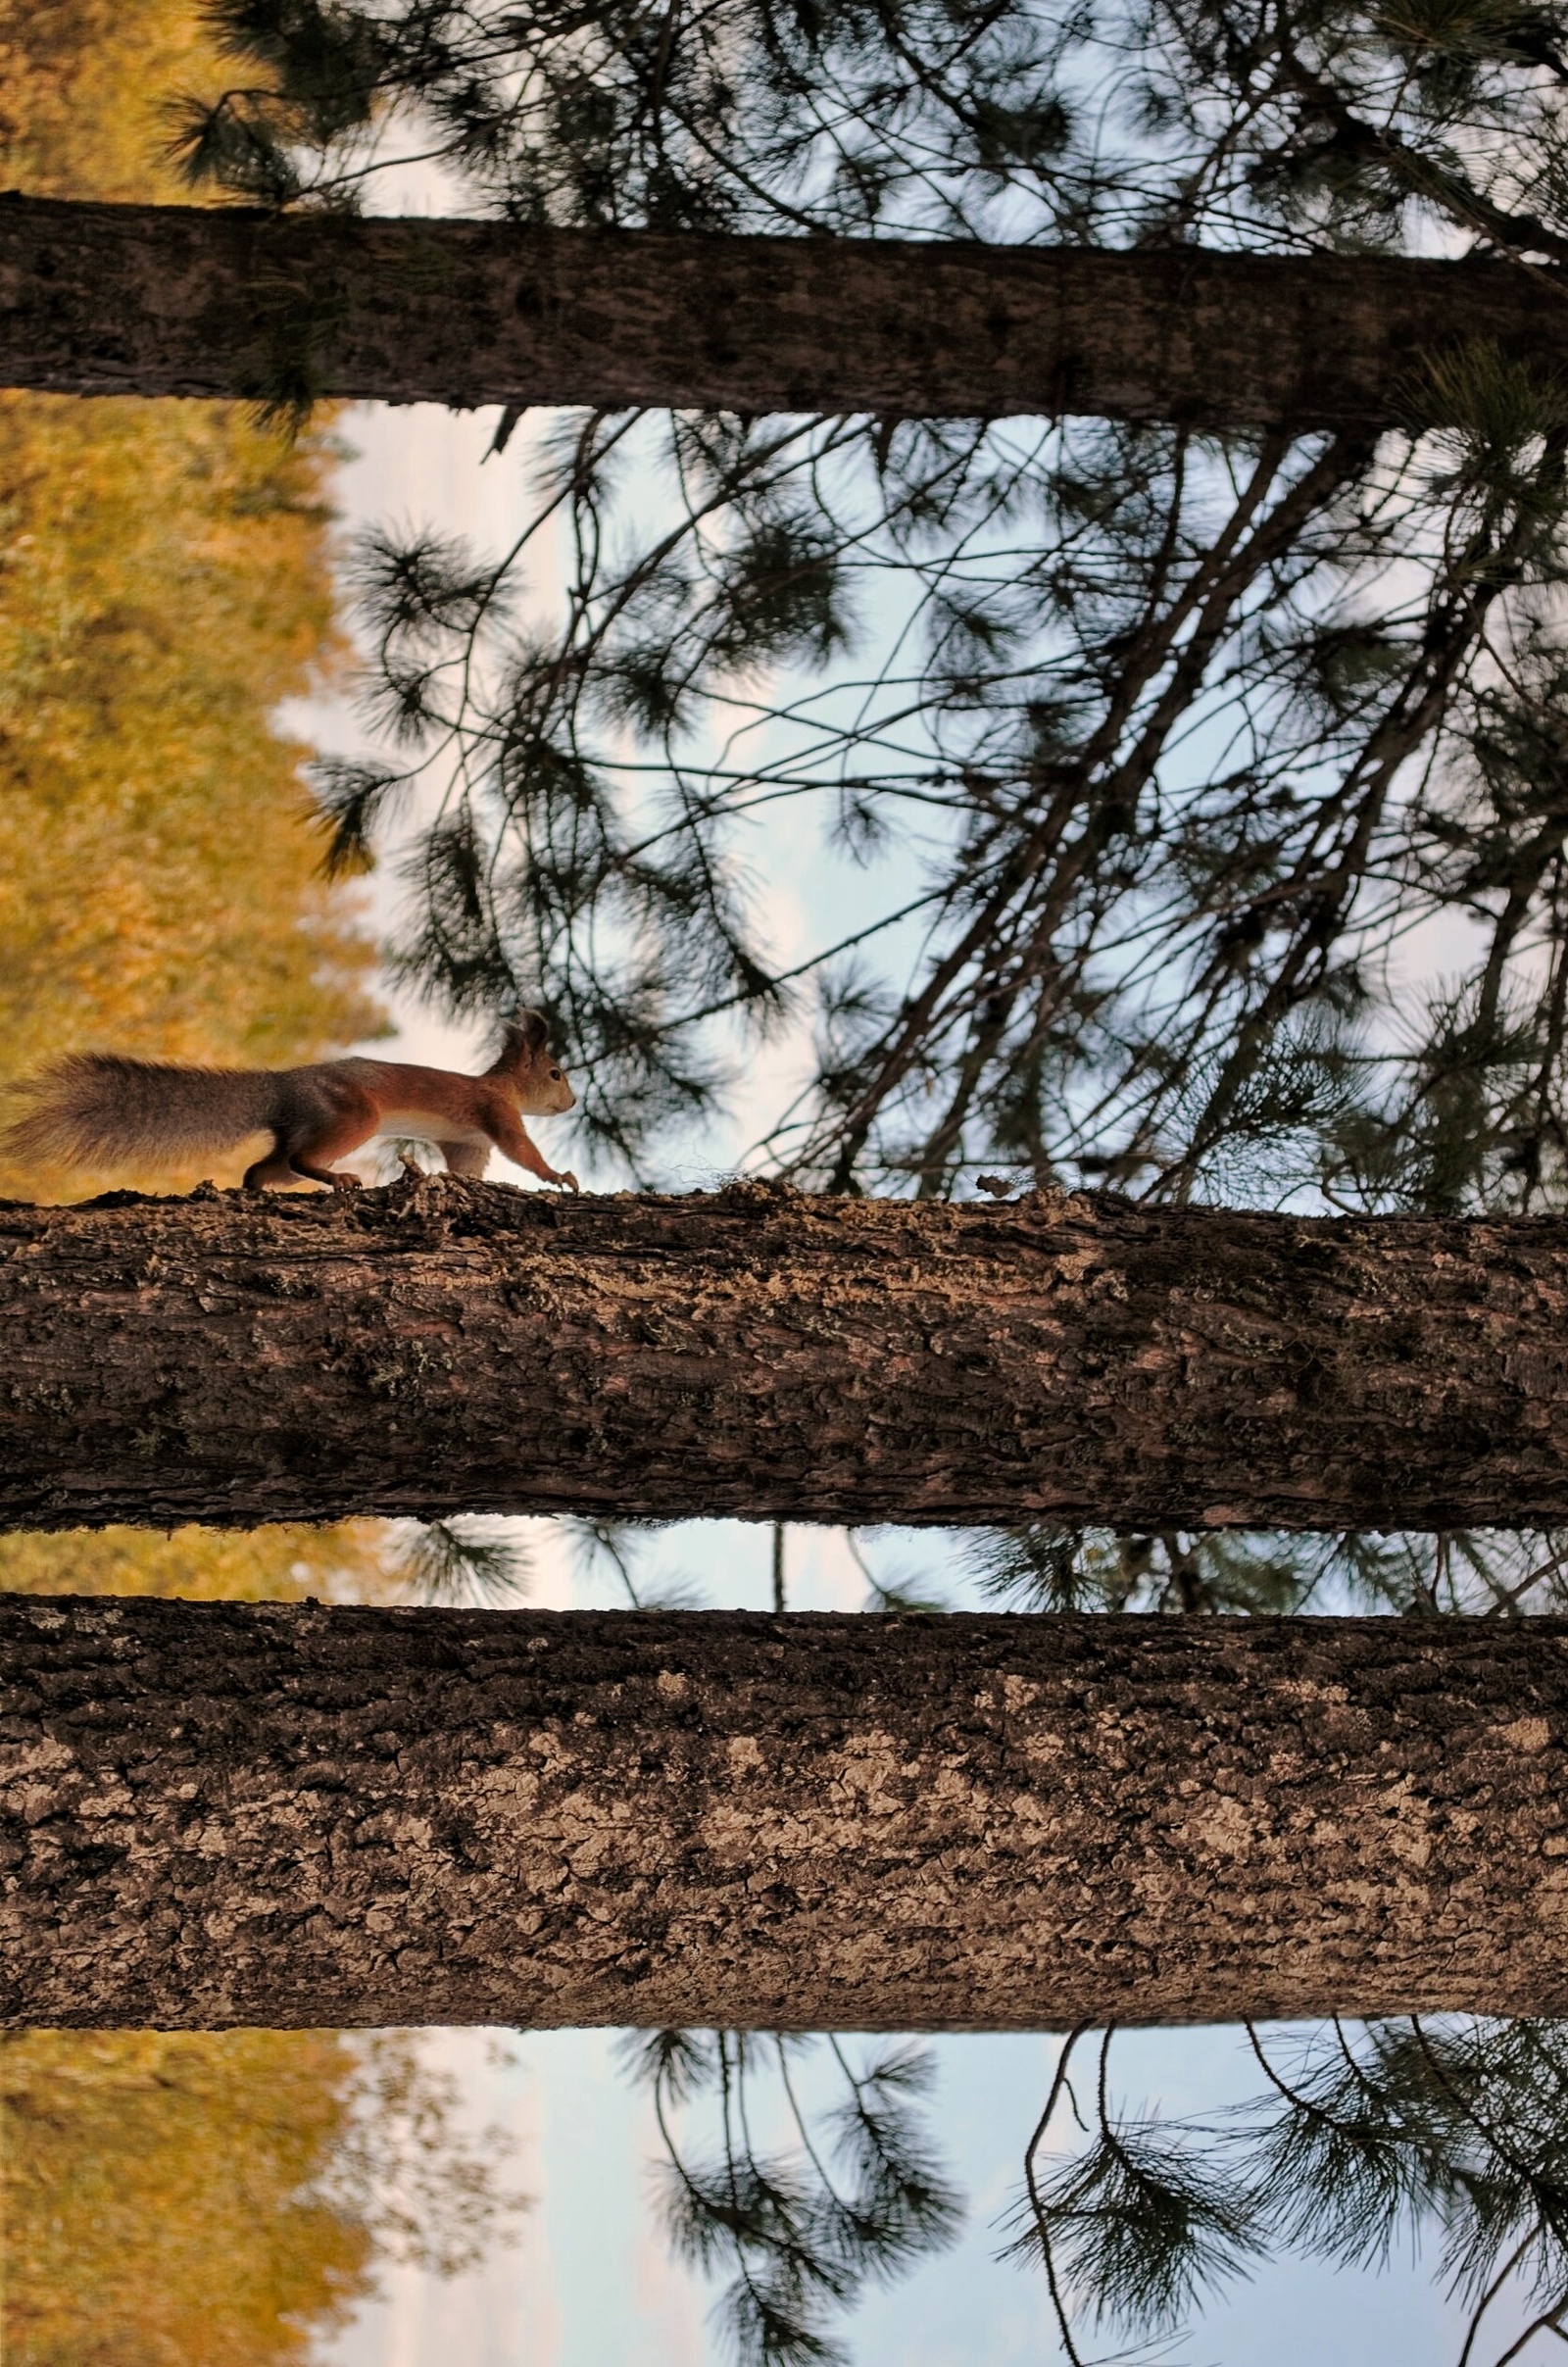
left=281, top=1096, right=378, bottom=1192
left=243, top=1143, right=297, bottom=1192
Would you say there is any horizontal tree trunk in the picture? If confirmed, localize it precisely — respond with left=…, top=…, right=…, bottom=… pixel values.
left=1, top=194, right=1563, bottom=428
left=4, top=1599, right=1567, bottom=2030
left=8, top=1176, right=1568, bottom=1530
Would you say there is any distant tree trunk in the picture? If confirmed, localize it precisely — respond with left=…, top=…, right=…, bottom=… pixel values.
left=5, top=1599, right=1567, bottom=2031
left=8, top=1175, right=1568, bottom=1530
left=1, top=194, right=1563, bottom=428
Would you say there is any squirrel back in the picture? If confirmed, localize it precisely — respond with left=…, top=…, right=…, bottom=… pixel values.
left=3, top=1055, right=279, bottom=1172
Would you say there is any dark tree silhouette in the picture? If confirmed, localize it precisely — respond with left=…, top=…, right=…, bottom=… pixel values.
left=5, top=198, right=1552, bottom=426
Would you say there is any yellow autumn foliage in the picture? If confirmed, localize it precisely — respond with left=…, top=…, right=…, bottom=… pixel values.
left=0, top=0, right=224, bottom=203
left=0, top=0, right=385, bottom=1208
left=0, top=1522, right=405, bottom=1603
left=2, top=2028, right=521, bottom=2367
left=0, top=24, right=484, bottom=2359
left=2, top=2031, right=376, bottom=2367
left=0, top=388, right=385, bottom=1200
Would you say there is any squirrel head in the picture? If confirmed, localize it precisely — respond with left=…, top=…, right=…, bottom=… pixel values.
left=490, top=1009, right=576, bottom=1113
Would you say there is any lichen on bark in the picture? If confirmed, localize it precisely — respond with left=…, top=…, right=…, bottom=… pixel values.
left=5, top=1600, right=1568, bottom=2031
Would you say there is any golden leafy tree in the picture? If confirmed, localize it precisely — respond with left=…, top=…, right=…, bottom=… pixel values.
left=0, top=22, right=514, bottom=2363
left=0, top=385, right=384, bottom=1196
left=0, top=0, right=222, bottom=202
left=0, top=1523, right=399, bottom=1603
left=3, top=2032, right=374, bottom=2367
left=2, top=2028, right=521, bottom=2367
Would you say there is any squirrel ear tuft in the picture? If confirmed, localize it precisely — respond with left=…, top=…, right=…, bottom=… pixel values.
left=491, top=1008, right=553, bottom=1073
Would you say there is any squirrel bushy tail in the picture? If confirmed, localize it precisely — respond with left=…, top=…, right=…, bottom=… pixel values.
left=3, top=1054, right=278, bottom=1171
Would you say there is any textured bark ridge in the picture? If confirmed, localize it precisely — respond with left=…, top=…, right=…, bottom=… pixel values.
left=1, top=194, right=1565, bottom=427
left=7, top=1179, right=1568, bottom=1530
left=5, top=1599, right=1568, bottom=2031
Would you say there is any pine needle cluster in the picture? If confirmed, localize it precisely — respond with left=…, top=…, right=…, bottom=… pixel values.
left=619, top=2029, right=961, bottom=2365
left=170, top=0, right=1568, bottom=1203
left=1006, top=2018, right=1568, bottom=2364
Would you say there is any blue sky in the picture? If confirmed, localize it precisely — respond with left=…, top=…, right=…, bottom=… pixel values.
left=323, top=2023, right=1461, bottom=2367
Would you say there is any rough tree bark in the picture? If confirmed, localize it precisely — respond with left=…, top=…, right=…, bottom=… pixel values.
left=6, top=1176, right=1568, bottom=1530
left=1, top=193, right=1564, bottom=428
left=5, top=1598, right=1567, bottom=2030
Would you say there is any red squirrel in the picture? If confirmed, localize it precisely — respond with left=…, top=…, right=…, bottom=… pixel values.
left=3, top=1011, right=578, bottom=1193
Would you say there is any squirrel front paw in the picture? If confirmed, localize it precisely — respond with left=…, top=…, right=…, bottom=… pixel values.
left=553, top=1169, right=580, bottom=1193
left=328, top=1170, right=364, bottom=1193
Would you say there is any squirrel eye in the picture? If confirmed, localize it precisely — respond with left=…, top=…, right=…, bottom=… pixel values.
left=550, top=1067, right=562, bottom=1079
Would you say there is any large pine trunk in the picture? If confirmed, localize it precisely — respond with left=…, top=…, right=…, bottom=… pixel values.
left=2, top=194, right=1563, bottom=428
left=4, top=1599, right=1566, bottom=2030
left=5, top=1177, right=1568, bottom=1531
